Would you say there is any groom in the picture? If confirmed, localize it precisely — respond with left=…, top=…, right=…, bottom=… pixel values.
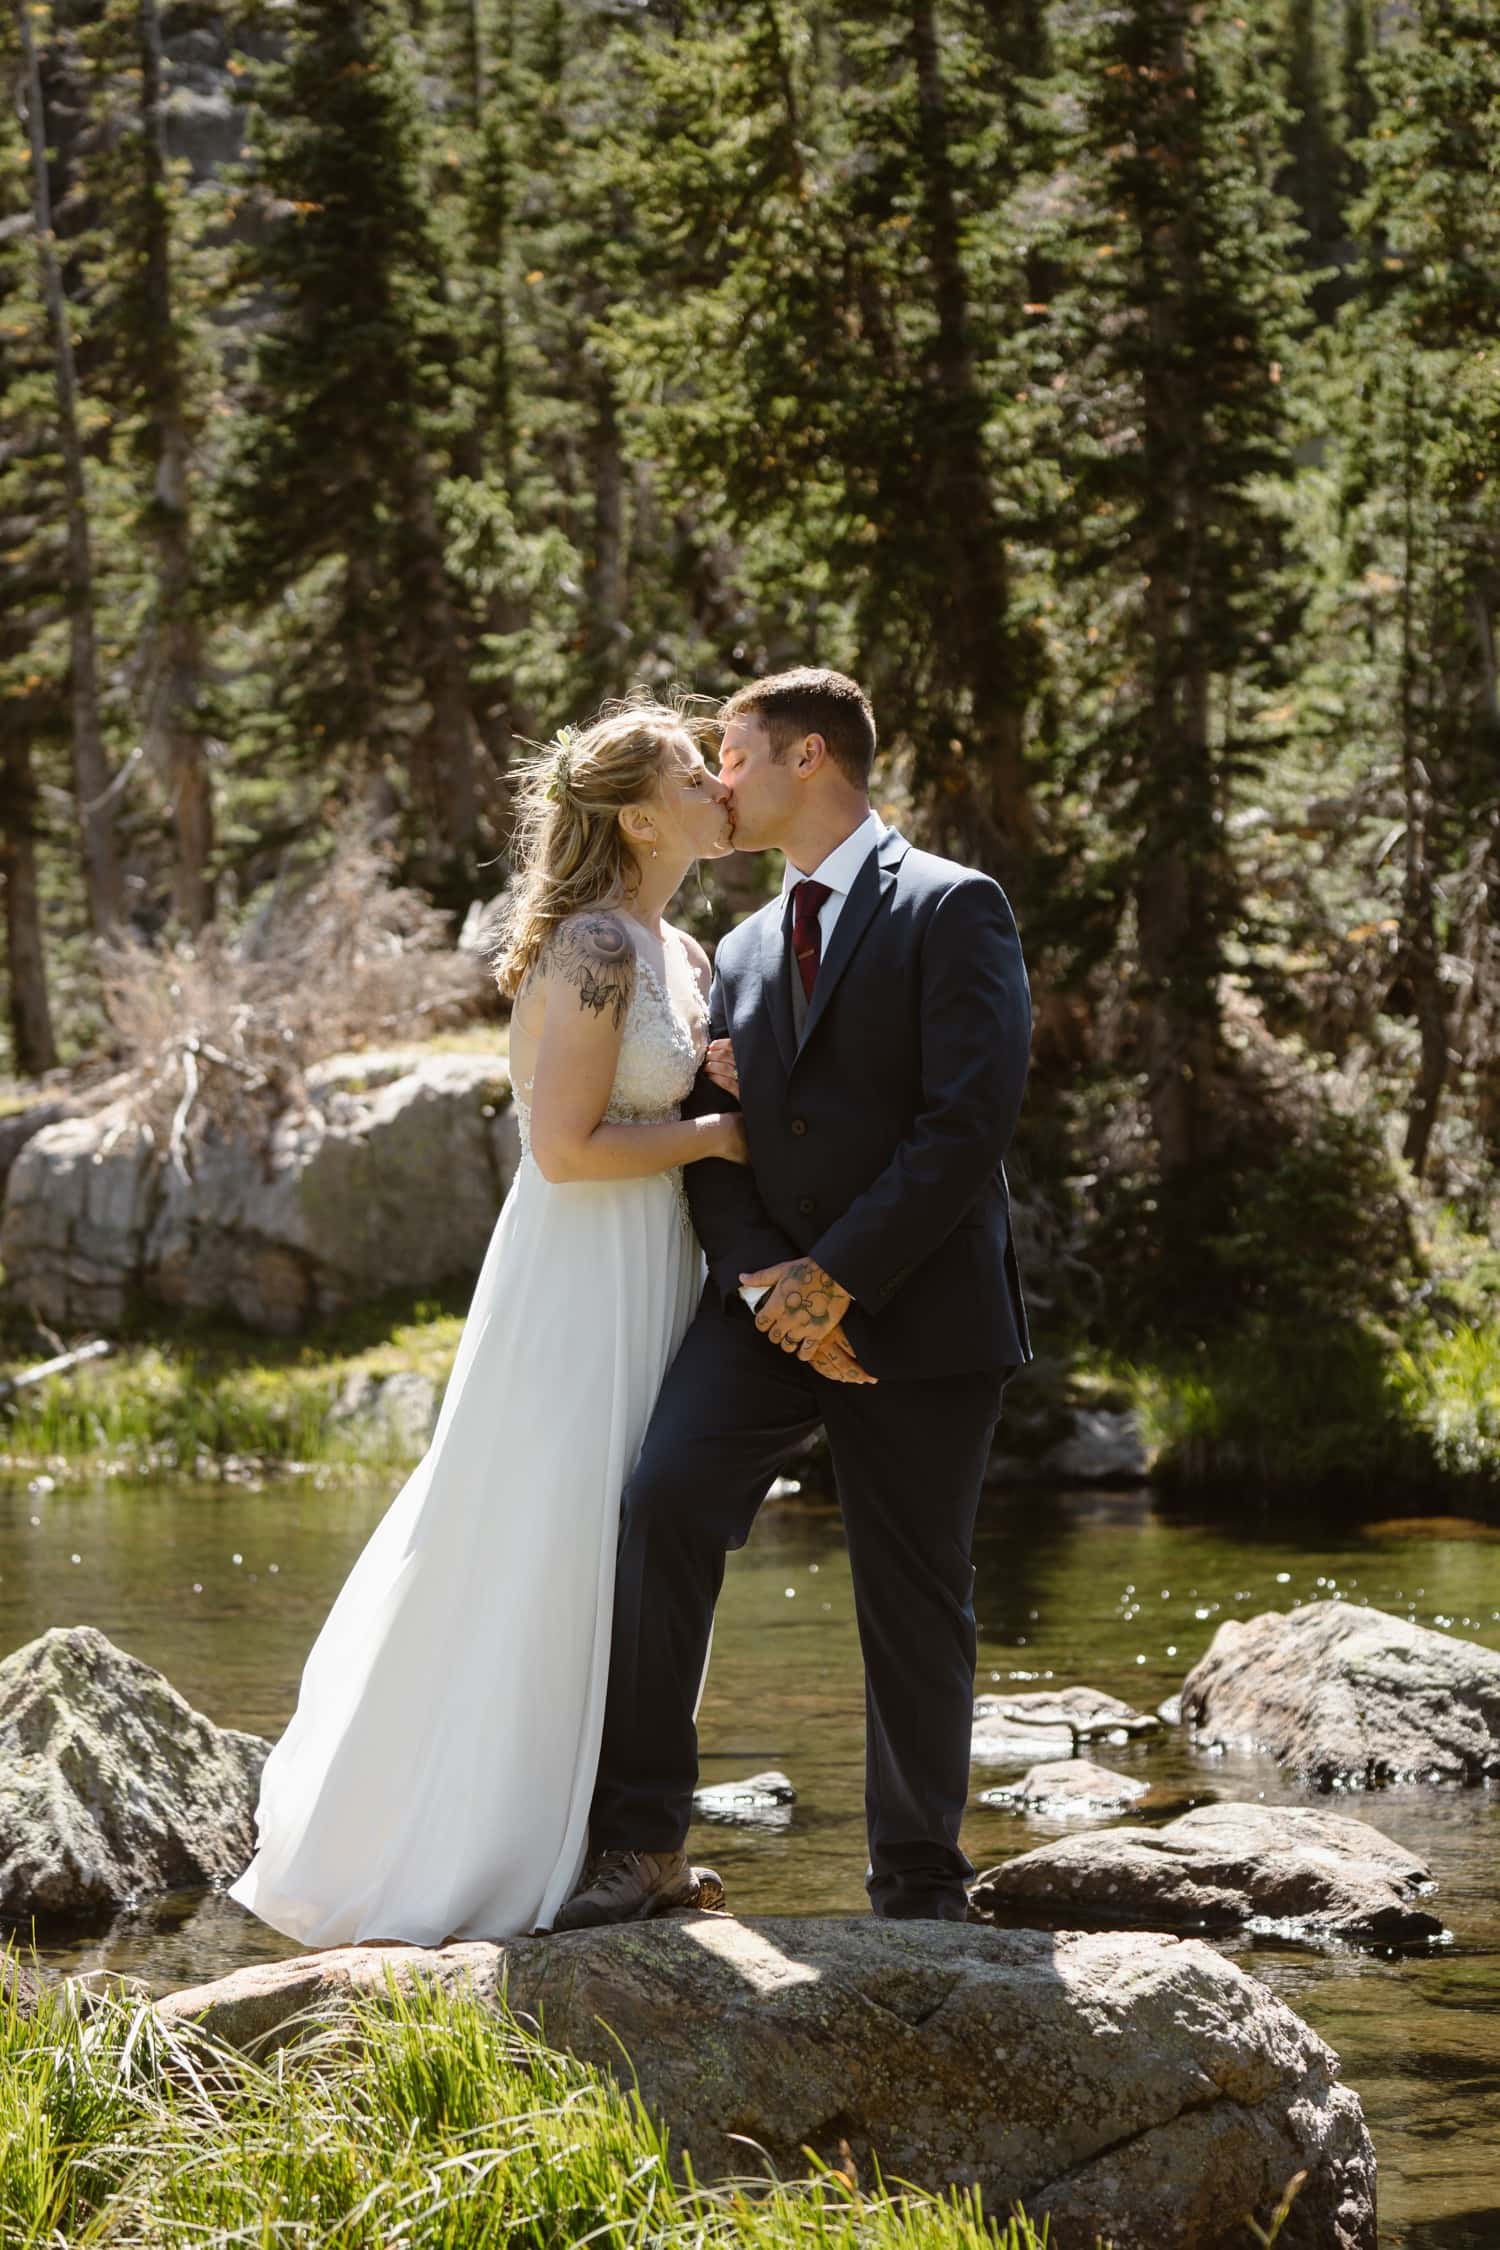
left=557, top=667, right=1032, bottom=1928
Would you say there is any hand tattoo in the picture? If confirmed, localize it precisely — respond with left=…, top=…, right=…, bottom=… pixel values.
left=778, top=1261, right=840, bottom=1337
left=754, top=1256, right=851, bottom=1356
left=547, top=914, right=634, bottom=1031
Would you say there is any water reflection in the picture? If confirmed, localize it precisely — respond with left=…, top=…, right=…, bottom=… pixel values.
left=5, top=1472, right=1500, bottom=2245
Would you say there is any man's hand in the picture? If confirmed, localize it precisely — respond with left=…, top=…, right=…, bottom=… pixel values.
left=740, top=1256, right=852, bottom=1359
left=808, top=1322, right=877, bottom=1385
left=704, top=1036, right=740, bottom=1101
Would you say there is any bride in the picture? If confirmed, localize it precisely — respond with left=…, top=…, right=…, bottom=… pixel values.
left=229, top=700, right=744, bottom=1947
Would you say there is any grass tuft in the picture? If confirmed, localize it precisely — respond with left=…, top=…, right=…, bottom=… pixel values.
left=0, top=1293, right=468, bottom=1478
left=0, top=1961, right=1076, bottom=2249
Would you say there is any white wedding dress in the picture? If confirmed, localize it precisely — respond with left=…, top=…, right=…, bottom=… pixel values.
left=229, top=927, right=708, bottom=1946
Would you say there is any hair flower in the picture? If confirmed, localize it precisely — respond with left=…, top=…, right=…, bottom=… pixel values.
left=543, top=726, right=577, bottom=803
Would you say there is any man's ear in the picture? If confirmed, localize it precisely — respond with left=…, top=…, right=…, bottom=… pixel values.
left=794, top=732, right=828, bottom=778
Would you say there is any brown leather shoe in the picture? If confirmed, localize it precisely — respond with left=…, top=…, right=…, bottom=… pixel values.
left=690, top=1863, right=727, bottom=1913
left=552, top=1847, right=698, bottom=1931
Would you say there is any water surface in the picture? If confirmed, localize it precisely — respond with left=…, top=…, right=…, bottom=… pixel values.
left=5, top=1471, right=1500, bottom=2248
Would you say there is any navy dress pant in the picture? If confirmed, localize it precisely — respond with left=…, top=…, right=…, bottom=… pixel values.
left=588, top=1289, right=1011, bottom=1920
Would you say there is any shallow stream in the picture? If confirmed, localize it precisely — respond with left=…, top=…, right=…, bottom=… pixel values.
left=4, top=1472, right=1499, bottom=2247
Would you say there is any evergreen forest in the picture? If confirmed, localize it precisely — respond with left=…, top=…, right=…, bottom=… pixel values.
left=2, top=0, right=1497, bottom=1493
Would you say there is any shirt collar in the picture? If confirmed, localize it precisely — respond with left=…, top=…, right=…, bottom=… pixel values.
left=781, top=810, right=884, bottom=901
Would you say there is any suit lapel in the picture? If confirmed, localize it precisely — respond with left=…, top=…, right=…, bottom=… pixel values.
left=755, top=893, right=797, bottom=1072
left=795, top=826, right=907, bottom=1057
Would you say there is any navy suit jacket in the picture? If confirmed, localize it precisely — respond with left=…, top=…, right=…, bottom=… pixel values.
left=684, top=825, right=1033, bottom=1380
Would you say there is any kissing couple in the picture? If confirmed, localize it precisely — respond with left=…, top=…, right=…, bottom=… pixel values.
left=230, top=666, right=1033, bottom=1944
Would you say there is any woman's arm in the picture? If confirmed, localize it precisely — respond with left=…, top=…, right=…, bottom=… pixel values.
left=527, top=914, right=745, bottom=1184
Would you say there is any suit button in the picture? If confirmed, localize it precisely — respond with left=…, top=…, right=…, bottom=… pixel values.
left=798, top=1197, right=815, bottom=1216
left=790, top=1118, right=807, bottom=1136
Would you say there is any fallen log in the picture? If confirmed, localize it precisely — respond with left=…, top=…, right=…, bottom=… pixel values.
left=0, top=1338, right=112, bottom=1405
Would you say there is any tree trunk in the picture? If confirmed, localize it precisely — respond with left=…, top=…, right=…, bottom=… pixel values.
left=137, top=0, right=213, bottom=931
left=0, top=729, right=58, bottom=1074
left=404, top=454, right=479, bottom=885
left=1133, top=3, right=1225, bottom=1179
left=581, top=349, right=625, bottom=705
left=1393, top=365, right=1450, bottom=1180
left=1136, top=575, right=1223, bottom=1177
left=909, top=0, right=1034, bottom=884
left=344, top=536, right=388, bottom=821
left=17, top=0, right=124, bottom=936
left=465, top=15, right=530, bottom=805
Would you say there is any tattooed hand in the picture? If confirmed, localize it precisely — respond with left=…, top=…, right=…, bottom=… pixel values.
left=545, top=914, right=634, bottom=1031
left=740, top=1256, right=852, bottom=1359
left=808, top=1323, right=877, bottom=1385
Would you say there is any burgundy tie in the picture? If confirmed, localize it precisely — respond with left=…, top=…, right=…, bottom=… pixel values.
left=791, top=879, right=832, bottom=1003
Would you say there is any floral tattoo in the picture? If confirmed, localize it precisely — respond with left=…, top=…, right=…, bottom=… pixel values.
left=548, top=915, right=634, bottom=1031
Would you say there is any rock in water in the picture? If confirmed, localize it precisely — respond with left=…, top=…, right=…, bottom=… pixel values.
left=1043, top=1407, right=1150, bottom=1484
left=155, top=1917, right=1375, bottom=2250
left=0, top=1627, right=270, bottom=1919
left=971, top=1684, right=1160, bottom=1765
left=1180, top=1601, right=1500, bottom=1786
left=971, top=1801, right=1443, bottom=1944
left=979, top=1757, right=1151, bottom=1816
left=691, top=1771, right=796, bottom=1823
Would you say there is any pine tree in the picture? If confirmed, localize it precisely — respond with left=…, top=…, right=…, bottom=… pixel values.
left=1281, top=0, right=1343, bottom=278
left=0, top=90, right=62, bottom=1071
left=215, top=0, right=484, bottom=892
left=12, top=0, right=124, bottom=938
left=592, top=0, right=1046, bottom=883
left=71, top=0, right=221, bottom=929
left=1037, top=0, right=1309, bottom=1191
left=1331, top=0, right=1500, bottom=1177
left=422, top=0, right=527, bottom=770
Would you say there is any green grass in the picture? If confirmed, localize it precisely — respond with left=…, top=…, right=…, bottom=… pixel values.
left=0, top=1291, right=468, bottom=1477
left=6, top=1293, right=1496, bottom=1496
left=1389, top=1319, right=1500, bottom=1482
left=1, top=1962, right=1068, bottom=2250
left=1101, top=1309, right=1500, bottom=1496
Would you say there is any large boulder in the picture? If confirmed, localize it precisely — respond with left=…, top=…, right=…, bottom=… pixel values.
left=0, top=1626, right=270, bottom=1919
left=155, top=1916, right=1375, bottom=2250
left=0, top=1049, right=517, bottom=1334
left=971, top=1800, right=1443, bottom=1945
left=971, top=1684, right=1160, bottom=1765
left=1180, top=1601, right=1500, bottom=1787
left=0, top=1097, right=73, bottom=1201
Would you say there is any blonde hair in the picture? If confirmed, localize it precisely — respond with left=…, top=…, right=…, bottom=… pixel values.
left=492, top=699, right=695, bottom=997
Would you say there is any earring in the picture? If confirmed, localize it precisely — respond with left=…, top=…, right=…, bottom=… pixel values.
left=650, top=838, right=659, bottom=860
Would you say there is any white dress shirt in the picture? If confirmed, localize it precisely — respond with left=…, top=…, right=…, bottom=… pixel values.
left=739, top=811, right=884, bottom=1312
left=779, top=808, right=884, bottom=955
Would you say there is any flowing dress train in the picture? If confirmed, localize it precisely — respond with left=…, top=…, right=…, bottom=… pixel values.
left=228, top=930, right=707, bottom=1945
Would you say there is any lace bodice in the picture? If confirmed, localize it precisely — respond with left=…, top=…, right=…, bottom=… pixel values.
left=512, top=924, right=709, bottom=1156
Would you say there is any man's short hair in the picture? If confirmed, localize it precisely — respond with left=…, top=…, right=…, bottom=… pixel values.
left=720, top=667, right=876, bottom=787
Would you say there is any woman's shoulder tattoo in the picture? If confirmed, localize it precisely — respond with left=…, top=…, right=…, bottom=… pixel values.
left=546, top=913, right=636, bottom=1030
